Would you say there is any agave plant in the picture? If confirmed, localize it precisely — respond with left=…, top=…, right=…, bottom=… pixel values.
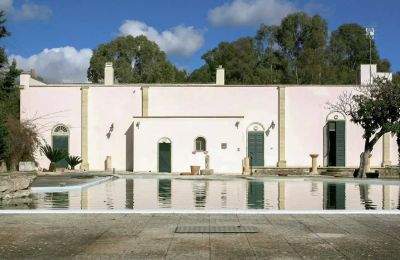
left=40, top=144, right=68, bottom=172
left=66, top=155, right=82, bottom=170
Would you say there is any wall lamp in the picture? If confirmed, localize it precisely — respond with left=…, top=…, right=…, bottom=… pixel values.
left=265, top=121, right=275, bottom=136
left=136, top=122, right=140, bottom=129
left=235, top=121, right=240, bottom=128
left=106, top=123, right=114, bottom=139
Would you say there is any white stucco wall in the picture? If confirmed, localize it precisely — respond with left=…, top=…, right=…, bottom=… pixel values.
left=133, top=117, right=245, bottom=173
left=20, top=86, right=81, bottom=169
left=148, top=87, right=279, bottom=166
left=286, top=86, right=386, bottom=167
left=88, top=86, right=142, bottom=170
left=21, top=82, right=397, bottom=171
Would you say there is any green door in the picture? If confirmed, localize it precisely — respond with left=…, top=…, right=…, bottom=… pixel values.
left=158, top=143, right=171, bottom=173
left=335, top=121, right=346, bottom=167
left=248, top=131, right=264, bottom=167
left=323, top=121, right=345, bottom=167
left=52, top=136, right=68, bottom=168
left=247, top=181, right=264, bottom=209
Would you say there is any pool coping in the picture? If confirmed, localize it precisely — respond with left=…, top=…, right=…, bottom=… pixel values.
left=31, top=176, right=114, bottom=193
left=1, top=209, right=400, bottom=214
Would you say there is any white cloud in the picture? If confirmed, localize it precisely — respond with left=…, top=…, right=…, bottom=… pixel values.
left=10, top=47, right=93, bottom=83
left=0, top=0, right=13, bottom=12
left=208, top=0, right=297, bottom=27
left=119, top=20, right=204, bottom=58
left=1, top=0, right=52, bottom=21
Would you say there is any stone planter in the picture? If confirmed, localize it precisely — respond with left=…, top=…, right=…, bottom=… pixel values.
left=190, top=166, right=200, bottom=175
left=366, top=171, right=379, bottom=178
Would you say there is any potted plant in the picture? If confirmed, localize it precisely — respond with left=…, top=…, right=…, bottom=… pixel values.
left=66, top=155, right=82, bottom=170
left=40, top=145, right=67, bottom=172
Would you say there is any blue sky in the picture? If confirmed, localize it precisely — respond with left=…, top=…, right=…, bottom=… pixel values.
left=1, top=0, right=399, bottom=82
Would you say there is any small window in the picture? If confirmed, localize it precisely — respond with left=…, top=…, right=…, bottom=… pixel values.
left=195, top=137, right=206, bottom=152
left=221, top=143, right=227, bottom=149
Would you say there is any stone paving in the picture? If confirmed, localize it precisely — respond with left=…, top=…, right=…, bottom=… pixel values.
left=0, top=214, right=400, bottom=259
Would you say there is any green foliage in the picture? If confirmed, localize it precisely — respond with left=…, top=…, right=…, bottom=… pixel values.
left=40, top=144, right=68, bottom=163
left=187, top=65, right=212, bottom=83
left=87, top=35, right=187, bottom=83
left=201, top=37, right=259, bottom=84
left=189, top=12, right=391, bottom=85
left=3, top=116, right=40, bottom=171
left=327, top=24, right=388, bottom=84
left=66, top=155, right=82, bottom=170
left=329, top=79, right=400, bottom=177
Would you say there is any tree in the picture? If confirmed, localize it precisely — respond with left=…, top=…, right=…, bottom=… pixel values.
left=87, top=35, right=186, bottom=83
left=328, top=78, right=400, bottom=178
left=40, top=145, right=68, bottom=172
left=0, top=10, right=10, bottom=71
left=256, top=12, right=329, bottom=84
left=66, top=155, right=82, bottom=170
left=200, top=37, right=260, bottom=84
left=187, top=65, right=212, bottom=83
left=328, top=24, right=390, bottom=84
left=3, top=116, right=40, bottom=171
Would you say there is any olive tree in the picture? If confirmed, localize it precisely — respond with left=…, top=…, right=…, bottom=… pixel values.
left=328, top=78, right=400, bottom=178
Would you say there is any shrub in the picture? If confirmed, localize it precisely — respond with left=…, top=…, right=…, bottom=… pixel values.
left=66, top=155, right=82, bottom=170
left=3, top=116, right=40, bottom=171
left=40, top=144, right=67, bottom=172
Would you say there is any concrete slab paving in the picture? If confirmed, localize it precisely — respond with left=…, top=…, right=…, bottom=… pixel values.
left=0, top=214, right=400, bottom=259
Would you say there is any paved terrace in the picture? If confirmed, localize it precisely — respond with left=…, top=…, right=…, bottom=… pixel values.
left=0, top=214, right=399, bottom=259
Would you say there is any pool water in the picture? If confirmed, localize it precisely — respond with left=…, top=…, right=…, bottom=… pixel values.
left=2, top=176, right=400, bottom=210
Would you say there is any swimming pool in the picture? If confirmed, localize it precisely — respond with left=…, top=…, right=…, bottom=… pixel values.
left=1, top=176, right=400, bottom=211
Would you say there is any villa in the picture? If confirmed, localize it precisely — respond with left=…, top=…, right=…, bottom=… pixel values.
left=19, top=63, right=397, bottom=173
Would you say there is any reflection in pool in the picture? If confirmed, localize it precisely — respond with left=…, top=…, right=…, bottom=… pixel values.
left=2, top=177, right=400, bottom=210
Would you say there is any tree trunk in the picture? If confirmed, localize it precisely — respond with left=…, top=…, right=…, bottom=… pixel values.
left=358, top=149, right=371, bottom=178
left=397, top=133, right=400, bottom=167
left=49, top=162, right=56, bottom=172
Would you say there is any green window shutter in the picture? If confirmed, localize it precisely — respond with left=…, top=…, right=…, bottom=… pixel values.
left=335, top=121, right=346, bottom=167
left=52, top=136, right=68, bottom=168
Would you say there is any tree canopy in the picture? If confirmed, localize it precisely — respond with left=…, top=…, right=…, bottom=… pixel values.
left=188, top=12, right=393, bottom=85
left=328, top=78, right=400, bottom=177
left=87, top=35, right=187, bottom=84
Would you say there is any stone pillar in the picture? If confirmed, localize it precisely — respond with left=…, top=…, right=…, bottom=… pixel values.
left=383, top=185, right=390, bottom=210
left=278, top=182, right=285, bottom=210
left=310, top=154, right=319, bottom=175
left=141, top=86, right=149, bottom=117
left=80, top=87, right=89, bottom=170
left=81, top=188, right=88, bottom=210
left=205, top=155, right=210, bottom=170
left=367, top=154, right=372, bottom=172
left=105, top=156, right=112, bottom=171
left=382, top=133, right=391, bottom=167
left=277, top=87, right=287, bottom=167
left=242, top=157, right=250, bottom=175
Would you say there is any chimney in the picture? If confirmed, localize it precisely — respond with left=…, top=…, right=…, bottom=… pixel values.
left=359, top=64, right=377, bottom=85
left=216, top=65, right=225, bottom=85
left=104, top=62, right=114, bottom=85
left=19, top=72, right=31, bottom=89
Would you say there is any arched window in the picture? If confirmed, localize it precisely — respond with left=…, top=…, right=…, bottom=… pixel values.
left=52, top=124, right=69, bottom=135
left=51, top=124, right=69, bottom=168
left=195, top=137, right=206, bottom=152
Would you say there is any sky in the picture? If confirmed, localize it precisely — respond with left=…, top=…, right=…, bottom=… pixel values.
left=1, top=0, right=399, bottom=83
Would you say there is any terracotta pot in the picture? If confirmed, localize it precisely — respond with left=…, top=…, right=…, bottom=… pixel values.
left=190, top=166, right=200, bottom=175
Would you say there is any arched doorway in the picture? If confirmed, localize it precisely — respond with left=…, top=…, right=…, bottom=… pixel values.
left=247, top=123, right=265, bottom=167
left=323, top=112, right=346, bottom=167
left=158, top=137, right=172, bottom=173
left=52, top=124, right=69, bottom=168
